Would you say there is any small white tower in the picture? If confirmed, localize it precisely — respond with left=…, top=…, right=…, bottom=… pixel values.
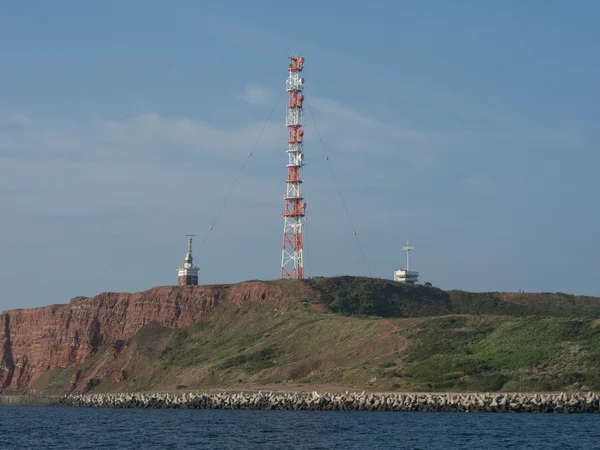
left=394, top=240, right=419, bottom=284
left=177, top=234, right=199, bottom=286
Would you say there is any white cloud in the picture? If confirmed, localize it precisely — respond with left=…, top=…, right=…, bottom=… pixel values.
left=97, top=112, right=284, bottom=160
left=1, top=113, right=32, bottom=126
left=239, top=83, right=275, bottom=106
left=0, top=109, right=290, bottom=234
left=302, top=96, right=437, bottom=172
left=309, top=97, right=385, bottom=130
left=0, top=92, right=437, bottom=238
left=236, top=84, right=432, bottom=162
left=0, top=112, right=285, bottom=163
left=0, top=87, right=435, bottom=169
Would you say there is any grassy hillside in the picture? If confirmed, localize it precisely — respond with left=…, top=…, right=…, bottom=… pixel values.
left=400, top=316, right=600, bottom=392
left=29, top=278, right=600, bottom=394
left=304, top=276, right=452, bottom=317
left=31, top=300, right=396, bottom=393
left=448, top=290, right=600, bottom=317
left=303, top=276, right=600, bottom=318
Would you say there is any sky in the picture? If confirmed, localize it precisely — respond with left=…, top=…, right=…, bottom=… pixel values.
left=1, top=0, right=599, bottom=310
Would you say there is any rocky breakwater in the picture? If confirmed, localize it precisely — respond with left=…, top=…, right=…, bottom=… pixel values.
left=0, top=281, right=294, bottom=392
left=54, top=391, right=600, bottom=413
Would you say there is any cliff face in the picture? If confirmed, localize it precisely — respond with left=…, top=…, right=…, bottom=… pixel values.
left=4, top=277, right=599, bottom=394
left=0, top=282, right=292, bottom=392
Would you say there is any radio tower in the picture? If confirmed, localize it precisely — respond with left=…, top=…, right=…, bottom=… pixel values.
left=280, top=56, right=306, bottom=279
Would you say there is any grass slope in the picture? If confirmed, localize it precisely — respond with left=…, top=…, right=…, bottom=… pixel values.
left=303, top=276, right=600, bottom=318
left=33, top=300, right=397, bottom=393
left=400, top=316, right=600, bottom=392
left=24, top=277, right=600, bottom=394
left=32, top=298, right=600, bottom=394
left=449, top=291, right=600, bottom=317
left=305, top=276, right=452, bottom=317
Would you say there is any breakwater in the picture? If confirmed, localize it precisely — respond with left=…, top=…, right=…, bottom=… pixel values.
left=0, top=395, right=58, bottom=406
left=54, top=391, right=600, bottom=413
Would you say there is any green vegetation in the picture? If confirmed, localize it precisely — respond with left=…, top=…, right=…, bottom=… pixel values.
left=448, top=292, right=527, bottom=316
left=304, top=276, right=600, bottom=318
left=399, top=316, right=600, bottom=392
left=306, top=276, right=452, bottom=317
left=449, top=291, right=600, bottom=318
left=28, top=276, right=600, bottom=394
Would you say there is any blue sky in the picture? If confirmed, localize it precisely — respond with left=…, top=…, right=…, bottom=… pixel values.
left=1, top=0, right=599, bottom=310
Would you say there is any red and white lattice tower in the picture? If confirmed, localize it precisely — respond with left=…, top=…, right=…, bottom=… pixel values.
left=280, top=56, right=306, bottom=279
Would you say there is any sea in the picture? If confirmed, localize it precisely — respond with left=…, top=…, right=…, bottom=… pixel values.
left=0, top=407, right=597, bottom=449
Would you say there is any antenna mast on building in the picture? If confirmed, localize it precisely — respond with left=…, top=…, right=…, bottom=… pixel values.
left=280, top=56, right=306, bottom=279
left=395, top=240, right=419, bottom=284
left=402, top=240, right=415, bottom=271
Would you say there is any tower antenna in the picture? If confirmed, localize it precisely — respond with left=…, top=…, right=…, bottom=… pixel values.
left=402, top=240, right=415, bottom=271
left=280, top=56, right=306, bottom=279
left=394, top=240, right=419, bottom=284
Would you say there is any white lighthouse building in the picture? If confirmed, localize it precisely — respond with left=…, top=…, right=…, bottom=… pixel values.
left=393, top=240, right=419, bottom=284
left=177, top=234, right=199, bottom=286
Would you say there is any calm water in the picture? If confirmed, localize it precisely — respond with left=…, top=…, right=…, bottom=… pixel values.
left=0, top=407, right=598, bottom=449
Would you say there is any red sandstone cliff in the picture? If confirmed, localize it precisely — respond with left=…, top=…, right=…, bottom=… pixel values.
left=0, top=282, right=307, bottom=392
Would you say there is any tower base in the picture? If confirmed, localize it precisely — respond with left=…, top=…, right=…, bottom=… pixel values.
left=178, top=274, right=198, bottom=286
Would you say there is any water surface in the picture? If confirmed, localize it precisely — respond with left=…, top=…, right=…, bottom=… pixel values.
left=0, top=407, right=597, bottom=449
